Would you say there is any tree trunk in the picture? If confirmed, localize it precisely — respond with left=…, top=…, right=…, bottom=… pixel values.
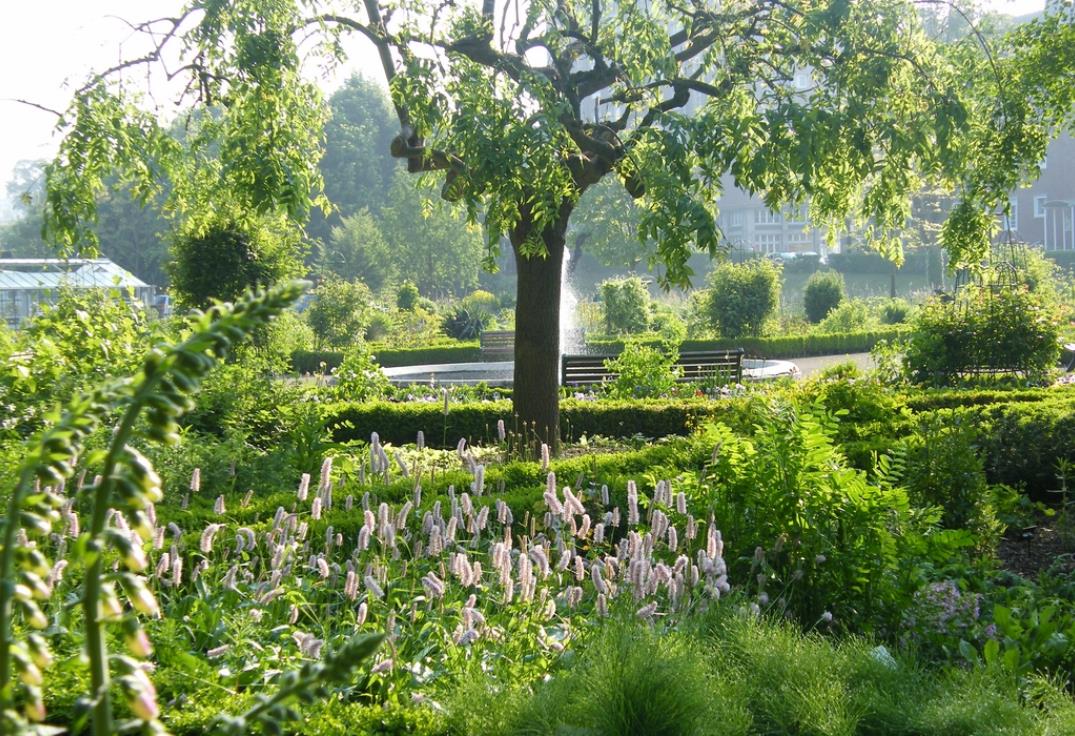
left=512, top=205, right=570, bottom=453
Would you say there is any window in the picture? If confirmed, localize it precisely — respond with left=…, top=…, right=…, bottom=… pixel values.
left=1035, top=195, right=1047, bottom=218
left=755, top=234, right=783, bottom=253
left=754, top=209, right=782, bottom=225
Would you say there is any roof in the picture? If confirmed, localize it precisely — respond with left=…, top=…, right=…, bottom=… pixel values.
left=0, top=258, right=150, bottom=291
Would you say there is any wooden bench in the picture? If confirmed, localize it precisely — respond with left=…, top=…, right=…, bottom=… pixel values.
left=561, top=348, right=745, bottom=387
left=480, top=330, right=515, bottom=360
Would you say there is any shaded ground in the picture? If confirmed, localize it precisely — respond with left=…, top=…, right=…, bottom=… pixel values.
left=998, top=514, right=1075, bottom=579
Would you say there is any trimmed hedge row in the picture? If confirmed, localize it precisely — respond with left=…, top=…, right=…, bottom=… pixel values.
left=587, top=328, right=908, bottom=359
left=293, top=343, right=481, bottom=373
left=322, top=398, right=746, bottom=447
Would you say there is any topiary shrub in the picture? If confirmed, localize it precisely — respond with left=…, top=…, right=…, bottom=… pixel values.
left=598, top=276, right=651, bottom=334
left=804, top=270, right=845, bottom=323
left=396, top=280, right=420, bottom=310
left=705, top=259, right=781, bottom=338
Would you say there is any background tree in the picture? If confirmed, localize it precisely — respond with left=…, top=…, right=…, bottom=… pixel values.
left=307, top=75, right=398, bottom=246
left=377, top=173, right=484, bottom=298
left=322, top=208, right=396, bottom=289
left=38, top=0, right=1075, bottom=450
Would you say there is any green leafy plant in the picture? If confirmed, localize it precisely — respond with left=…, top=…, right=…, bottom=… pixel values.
left=598, top=276, right=651, bottom=335
left=601, top=341, right=682, bottom=399
left=0, top=282, right=382, bottom=735
left=803, top=270, right=845, bottom=323
left=705, top=259, right=781, bottom=338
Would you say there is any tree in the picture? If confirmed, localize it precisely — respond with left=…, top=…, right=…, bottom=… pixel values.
left=38, top=1, right=1075, bottom=450
left=169, top=214, right=306, bottom=309
left=377, top=172, right=484, bottom=298
left=323, top=208, right=396, bottom=289
left=307, top=74, right=399, bottom=245
left=706, top=259, right=781, bottom=338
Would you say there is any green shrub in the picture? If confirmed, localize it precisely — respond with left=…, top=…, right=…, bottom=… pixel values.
left=602, top=341, right=682, bottom=399
left=705, top=259, right=781, bottom=338
left=585, top=328, right=909, bottom=359
left=598, top=276, right=651, bottom=334
left=323, top=398, right=743, bottom=447
left=334, top=342, right=391, bottom=402
left=364, top=310, right=394, bottom=341
left=689, top=406, right=938, bottom=627
left=307, top=278, right=376, bottom=349
left=803, top=270, right=845, bottom=323
left=818, top=298, right=876, bottom=333
left=396, top=280, right=420, bottom=310
left=898, top=415, right=1003, bottom=546
left=879, top=298, right=912, bottom=324
left=904, top=286, right=1061, bottom=385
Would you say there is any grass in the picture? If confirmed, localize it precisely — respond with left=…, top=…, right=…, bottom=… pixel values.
left=446, top=610, right=1075, bottom=736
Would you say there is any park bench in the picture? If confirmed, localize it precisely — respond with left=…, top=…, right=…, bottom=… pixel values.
left=480, top=330, right=515, bottom=360
left=561, top=348, right=745, bottom=388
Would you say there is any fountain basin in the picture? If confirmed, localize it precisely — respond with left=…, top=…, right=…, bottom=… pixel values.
left=382, top=358, right=799, bottom=386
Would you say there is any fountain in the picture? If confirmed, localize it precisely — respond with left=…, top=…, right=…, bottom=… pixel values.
left=559, top=247, right=584, bottom=356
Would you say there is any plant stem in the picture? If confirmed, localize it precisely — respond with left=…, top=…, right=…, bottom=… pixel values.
left=83, top=407, right=141, bottom=736
left=0, top=468, right=37, bottom=709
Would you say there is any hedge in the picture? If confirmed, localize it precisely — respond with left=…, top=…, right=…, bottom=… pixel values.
left=322, top=398, right=748, bottom=447
left=293, top=343, right=480, bottom=373
left=586, top=328, right=909, bottom=359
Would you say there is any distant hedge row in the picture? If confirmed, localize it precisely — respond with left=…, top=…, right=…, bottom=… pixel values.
left=321, top=398, right=748, bottom=447
left=292, top=328, right=908, bottom=373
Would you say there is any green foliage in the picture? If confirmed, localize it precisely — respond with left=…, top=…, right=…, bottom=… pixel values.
left=598, top=276, right=651, bottom=334
left=396, top=281, right=419, bottom=311
left=442, top=291, right=498, bottom=340
left=324, top=208, right=396, bottom=290
left=324, top=398, right=739, bottom=448
left=504, top=621, right=733, bottom=736
left=0, top=281, right=312, bottom=734
left=306, top=278, right=375, bottom=349
left=333, top=342, right=390, bottom=403
left=705, top=259, right=781, bottom=338
left=904, top=286, right=1061, bottom=385
left=0, top=286, right=152, bottom=439
left=803, top=270, right=845, bottom=323
left=601, top=341, right=682, bottom=399
left=879, top=298, right=913, bottom=325
left=691, top=403, right=938, bottom=627
left=169, top=215, right=306, bottom=309
left=291, top=344, right=481, bottom=373
left=818, top=298, right=877, bottom=334
left=898, top=416, right=1003, bottom=546
left=587, top=328, right=909, bottom=360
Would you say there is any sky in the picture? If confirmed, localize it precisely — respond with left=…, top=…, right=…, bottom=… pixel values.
left=0, top=0, right=1049, bottom=220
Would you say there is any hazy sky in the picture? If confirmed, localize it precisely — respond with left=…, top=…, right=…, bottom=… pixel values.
left=0, top=0, right=1048, bottom=218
